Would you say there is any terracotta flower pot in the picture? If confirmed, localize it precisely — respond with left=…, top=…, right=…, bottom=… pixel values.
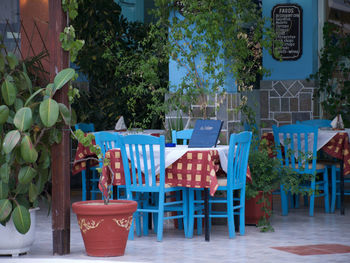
left=245, top=192, right=272, bottom=225
left=72, top=200, right=137, bottom=257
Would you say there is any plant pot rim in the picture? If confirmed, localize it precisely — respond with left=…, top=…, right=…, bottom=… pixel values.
left=72, top=200, right=137, bottom=216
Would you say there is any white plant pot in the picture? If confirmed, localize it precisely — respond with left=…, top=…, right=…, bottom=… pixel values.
left=0, top=207, right=39, bottom=256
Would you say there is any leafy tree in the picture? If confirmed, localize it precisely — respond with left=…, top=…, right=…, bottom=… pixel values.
left=310, top=22, right=350, bottom=127
left=72, top=0, right=168, bottom=130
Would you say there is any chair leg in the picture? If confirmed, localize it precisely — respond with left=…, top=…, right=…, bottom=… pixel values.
left=176, top=191, right=183, bottom=230
left=128, top=217, right=135, bottom=240
left=309, top=180, right=316, bottom=216
left=195, top=190, right=203, bottom=235
left=239, top=189, right=246, bottom=236
left=227, top=190, right=235, bottom=239
left=280, top=186, right=288, bottom=216
left=187, top=189, right=195, bottom=238
left=182, top=188, right=188, bottom=238
left=323, top=169, right=330, bottom=213
left=294, top=194, right=299, bottom=208
left=303, top=195, right=308, bottom=207
left=82, top=170, right=87, bottom=201
left=156, top=194, right=165, bottom=242
left=143, top=212, right=149, bottom=236
left=330, top=165, right=337, bottom=213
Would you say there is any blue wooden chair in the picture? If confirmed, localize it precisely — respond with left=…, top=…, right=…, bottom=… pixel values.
left=331, top=168, right=350, bottom=212
left=119, top=135, right=188, bottom=241
left=272, top=124, right=330, bottom=216
left=94, top=131, right=123, bottom=200
left=296, top=119, right=332, bottom=128
left=171, top=129, right=196, bottom=230
left=172, top=129, right=193, bottom=145
left=187, top=131, right=252, bottom=238
left=75, top=123, right=99, bottom=201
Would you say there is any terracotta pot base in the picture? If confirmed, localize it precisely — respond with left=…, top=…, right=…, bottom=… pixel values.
left=245, top=192, right=272, bottom=225
left=72, top=200, right=137, bottom=257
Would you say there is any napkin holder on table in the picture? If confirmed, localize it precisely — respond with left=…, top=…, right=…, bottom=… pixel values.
left=114, top=116, right=127, bottom=131
left=331, top=114, right=344, bottom=130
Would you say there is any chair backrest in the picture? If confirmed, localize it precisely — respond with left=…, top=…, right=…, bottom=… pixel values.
left=119, top=135, right=165, bottom=199
left=75, top=123, right=95, bottom=133
left=94, top=132, right=121, bottom=167
left=272, top=124, right=318, bottom=174
left=172, top=129, right=194, bottom=145
left=227, top=131, right=252, bottom=190
left=296, top=119, right=331, bottom=128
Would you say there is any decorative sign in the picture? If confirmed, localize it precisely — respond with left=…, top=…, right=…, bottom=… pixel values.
left=272, top=4, right=303, bottom=61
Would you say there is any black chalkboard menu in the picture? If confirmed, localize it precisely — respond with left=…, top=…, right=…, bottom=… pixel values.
left=272, top=4, right=303, bottom=61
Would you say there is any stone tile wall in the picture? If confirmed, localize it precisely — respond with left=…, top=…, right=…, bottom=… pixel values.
left=260, top=80, right=320, bottom=134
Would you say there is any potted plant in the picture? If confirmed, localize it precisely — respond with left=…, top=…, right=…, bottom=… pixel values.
left=71, top=130, right=137, bottom=257
left=0, top=45, right=76, bottom=255
left=245, top=139, right=280, bottom=230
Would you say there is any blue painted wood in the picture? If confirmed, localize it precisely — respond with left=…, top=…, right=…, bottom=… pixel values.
left=94, top=131, right=123, bottom=200
left=330, top=167, right=350, bottom=212
left=75, top=123, right=99, bottom=201
left=171, top=129, right=194, bottom=231
left=272, top=124, right=330, bottom=216
left=188, top=131, right=252, bottom=238
left=262, top=0, right=318, bottom=80
left=119, top=135, right=188, bottom=241
left=296, top=119, right=332, bottom=128
left=171, top=129, right=194, bottom=145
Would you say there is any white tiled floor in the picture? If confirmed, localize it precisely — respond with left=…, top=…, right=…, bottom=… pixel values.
left=1, top=194, right=350, bottom=263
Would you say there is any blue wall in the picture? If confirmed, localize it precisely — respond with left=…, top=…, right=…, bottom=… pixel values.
left=262, top=0, right=318, bottom=80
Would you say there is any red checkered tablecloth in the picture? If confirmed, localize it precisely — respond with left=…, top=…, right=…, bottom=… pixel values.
left=261, top=132, right=350, bottom=176
left=100, top=149, right=224, bottom=198
left=72, top=140, right=99, bottom=175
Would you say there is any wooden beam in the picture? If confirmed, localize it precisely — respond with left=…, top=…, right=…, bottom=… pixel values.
left=49, top=0, right=71, bottom=255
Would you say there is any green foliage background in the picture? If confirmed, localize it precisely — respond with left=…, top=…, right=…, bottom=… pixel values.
left=311, top=22, right=350, bottom=126
left=72, top=0, right=168, bottom=130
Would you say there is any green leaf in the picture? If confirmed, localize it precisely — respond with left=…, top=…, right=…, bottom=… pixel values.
left=16, top=183, right=29, bottom=195
left=12, top=205, right=31, bottom=234
left=0, top=105, right=9, bottom=124
left=36, top=169, right=48, bottom=194
left=14, top=107, right=32, bottom=131
left=29, top=183, right=38, bottom=203
left=54, top=68, right=75, bottom=91
left=20, top=136, right=38, bottom=163
left=58, top=103, right=71, bottom=125
left=3, top=130, right=20, bottom=154
left=39, top=98, right=59, bottom=127
left=1, top=79, right=17, bottom=106
left=14, top=98, right=24, bottom=112
left=0, top=199, right=12, bottom=221
left=16, top=195, right=31, bottom=209
left=0, top=53, right=4, bottom=71
left=44, top=83, right=55, bottom=97
left=0, top=182, right=9, bottom=199
left=6, top=53, right=18, bottom=70
left=20, top=71, right=33, bottom=94
left=0, top=163, right=10, bottom=183
left=24, top=88, right=44, bottom=107
left=39, top=149, right=50, bottom=169
left=18, top=166, right=37, bottom=184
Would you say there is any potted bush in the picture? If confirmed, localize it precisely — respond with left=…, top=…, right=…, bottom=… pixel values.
left=71, top=130, right=137, bottom=257
left=245, top=139, right=280, bottom=231
left=0, top=48, right=76, bottom=255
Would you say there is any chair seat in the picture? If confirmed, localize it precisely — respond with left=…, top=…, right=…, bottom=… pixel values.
left=318, top=160, right=341, bottom=168
left=293, top=162, right=327, bottom=170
